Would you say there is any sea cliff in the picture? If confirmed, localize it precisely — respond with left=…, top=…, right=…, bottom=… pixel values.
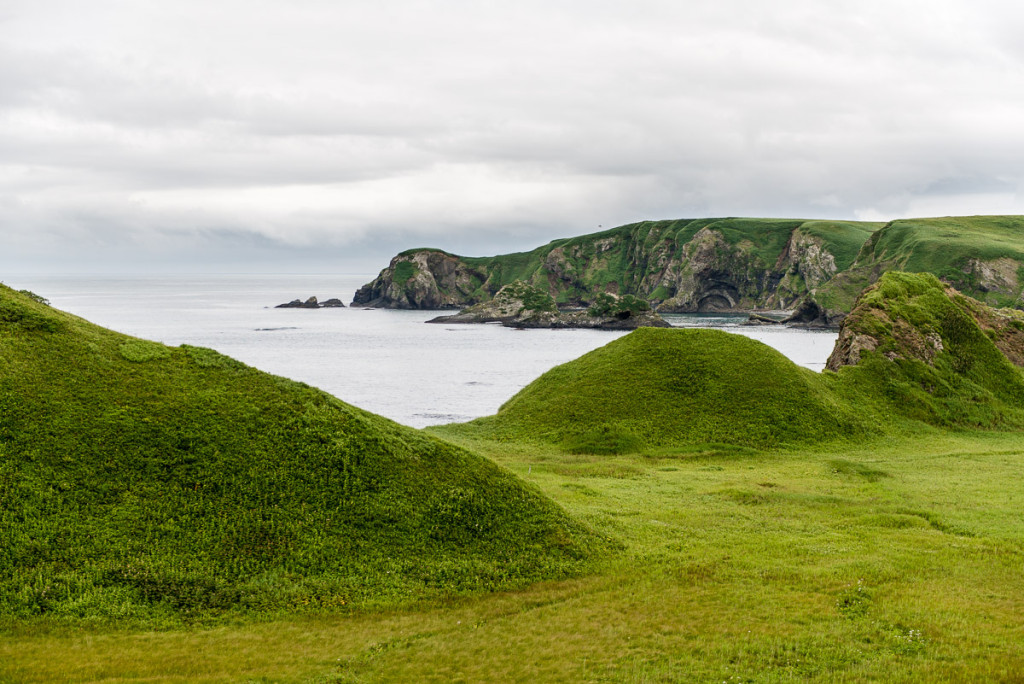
left=354, top=215, right=1024, bottom=326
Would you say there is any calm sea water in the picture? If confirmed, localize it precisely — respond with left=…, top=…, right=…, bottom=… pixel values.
left=6, top=274, right=838, bottom=428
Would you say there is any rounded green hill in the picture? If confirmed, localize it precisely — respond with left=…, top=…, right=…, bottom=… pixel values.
left=473, top=327, right=874, bottom=453
left=0, top=285, right=602, bottom=623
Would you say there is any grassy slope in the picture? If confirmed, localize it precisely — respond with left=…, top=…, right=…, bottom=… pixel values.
left=466, top=328, right=883, bottom=453
left=461, top=272, right=1024, bottom=456
left=396, top=216, right=1024, bottom=315
left=6, top=431, right=1023, bottom=682
left=829, top=272, right=1024, bottom=429
left=0, top=285, right=602, bottom=624
left=6, top=275, right=1024, bottom=680
left=815, top=215, right=1024, bottom=311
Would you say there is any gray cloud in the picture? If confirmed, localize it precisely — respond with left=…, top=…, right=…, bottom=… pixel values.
left=2, top=0, right=1024, bottom=273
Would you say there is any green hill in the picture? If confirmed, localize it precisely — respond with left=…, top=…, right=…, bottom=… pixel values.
left=0, top=285, right=602, bottom=624
left=355, top=215, right=1024, bottom=324
left=462, top=327, right=881, bottom=453
left=458, top=272, right=1024, bottom=456
left=826, top=271, right=1024, bottom=429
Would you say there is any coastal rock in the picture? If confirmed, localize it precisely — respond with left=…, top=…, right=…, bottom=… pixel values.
left=354, top=218, right=870, bottom=314
left=320, top=298, right=346, bottom=308
left=743, top=313, right=783, bottom=326
left=352, top=250, right=487, bottom=309
left=275, top=296, right=343, bottom=309
left=353, top=216, right=1024, bottom=319
left=782, top=297, right=845, bottom=329
left=428, top=281, right=671, bottom=330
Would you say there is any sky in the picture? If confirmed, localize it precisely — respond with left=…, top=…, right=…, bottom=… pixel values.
left=2, top=0, right=1024, bottom=274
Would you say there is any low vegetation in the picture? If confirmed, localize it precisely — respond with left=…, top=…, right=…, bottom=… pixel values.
left=463, top=327, right=879, bottom=453
left=0, top=284, right=603, bottom=626
left=460, top=272, right=1024, bottom=458
left=4, top=273, right=1024, bottom=681
left=815, top=215, right=1024, bottom=312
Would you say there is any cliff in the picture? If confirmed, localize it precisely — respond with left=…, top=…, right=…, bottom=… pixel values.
left=354, top=216, right=1024, bottom=324
left=353, top=218, right=878, bottom=312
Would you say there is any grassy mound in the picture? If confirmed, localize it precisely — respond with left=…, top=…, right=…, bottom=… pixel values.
left=828, top=271, right=1024, bottom=429
left=468, top=327, right=878, bottom=453
left=0, top=286, right=602, bottom=624
left=462, top=272, right=1024, bottom=455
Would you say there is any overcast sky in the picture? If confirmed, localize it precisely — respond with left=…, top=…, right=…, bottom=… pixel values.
left=2, top=0, right=1024, bottom=274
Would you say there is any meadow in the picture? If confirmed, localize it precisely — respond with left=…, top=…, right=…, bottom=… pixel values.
left=3, top=429, right=1023, bottom=682
left=4, top=273, right=1024, bottom=682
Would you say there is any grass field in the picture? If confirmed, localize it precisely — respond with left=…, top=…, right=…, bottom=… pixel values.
left=5, top=274, right=1024, bottom=681
left=3, top=430, right=1023, bottom=682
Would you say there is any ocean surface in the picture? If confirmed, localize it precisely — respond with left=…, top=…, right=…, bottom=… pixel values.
left=6, top=274, right=839, bottom=428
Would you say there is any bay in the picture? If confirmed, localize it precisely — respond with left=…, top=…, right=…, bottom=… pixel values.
left=5, top=274, right=838, bottom=428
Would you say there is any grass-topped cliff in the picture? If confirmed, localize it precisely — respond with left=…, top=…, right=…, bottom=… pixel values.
left=453, top=272, right=1024, bottom=456
left=814, top=215, right=1024, bottom=314
left=0, top=285, right=603, bottom=625
left=825, top=271, right=1024, bottom=428
left=354, top=217, right=880, bottom=311
left=354, top=215, right=1024, bottom=322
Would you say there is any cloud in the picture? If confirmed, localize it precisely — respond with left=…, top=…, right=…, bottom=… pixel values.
left=2, top=0, right=1024, bottom=272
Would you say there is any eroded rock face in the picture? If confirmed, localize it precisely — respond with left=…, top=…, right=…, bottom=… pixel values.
left=352, top=251, right=487, bottom=308
left=964, top=257, right=1020, bottom=301
left=826, top=330, right=880, bottom=370
left=355, top=223, right=849, bottom=312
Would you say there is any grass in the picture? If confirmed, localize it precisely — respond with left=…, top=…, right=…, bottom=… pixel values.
left=815, top=215, right=1024, bottom=312
left=465, top=327, right=882, bottom=453
left=460, top=273, right=1024, bottom=458
left=365, top=215, right=1024, bottom=318
left=6, top=273, right=1024, bottom=680
left=4, top=431, right=1024, bottom=682
left=0, top=284, right=603, bottom=626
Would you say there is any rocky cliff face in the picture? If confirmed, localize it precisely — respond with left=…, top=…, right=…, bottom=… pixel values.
left=652, top=227, right=840, bottom=312
left=428, top=281, right=670, bottom=330
left=353, top=216, right=1024, bottom=323
left=352, top=250, right=487, bottom=309
left=353, top=218, right=865, bottom=315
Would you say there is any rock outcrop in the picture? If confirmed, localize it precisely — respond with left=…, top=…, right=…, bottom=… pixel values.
left=353, top=218, right=879, bottom=316
left=428, top=281, right=670, bottom=330
left=352, top=250, right=487, bottom=309
left=826, top=272, right=1024, bottom=372
left=276, top=296, right=345, bottom=309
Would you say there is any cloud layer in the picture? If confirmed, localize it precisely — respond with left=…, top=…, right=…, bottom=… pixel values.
left=3, top=0, right=1024, bottom=271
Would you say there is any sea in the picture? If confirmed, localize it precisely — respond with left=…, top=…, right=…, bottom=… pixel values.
left=5, top=274, right=839, bottom=429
